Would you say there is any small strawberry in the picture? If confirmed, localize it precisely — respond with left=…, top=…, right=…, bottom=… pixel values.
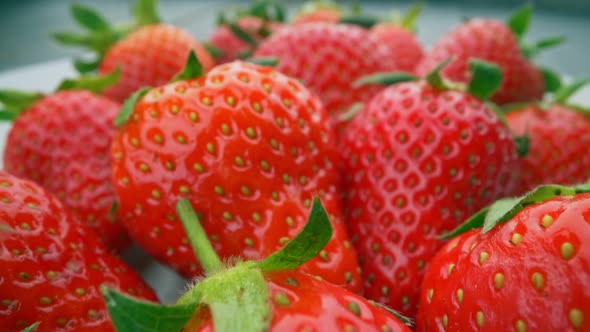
left=110, top=55, right=362, bottom=292
left=505, top=79, right=590, bottom=194
left=339, top=61, right=521, bottom=317
left=55, top=0, right=214, bottom=103
left=291, top=0, right=343, bottom=25
left=253, top=23, right=396, bottom=124
left=0, top=171, right=157, bottom=331
left=103, top=198, right=413, bottom=332
left=1, top=73, right=129, bottom=251
left=415, top=4, right=561, bottom=104
left=416, top=183, right=590, bottom=331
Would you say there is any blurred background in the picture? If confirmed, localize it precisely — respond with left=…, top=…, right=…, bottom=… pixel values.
left=0, top=0, right=588, bottom=75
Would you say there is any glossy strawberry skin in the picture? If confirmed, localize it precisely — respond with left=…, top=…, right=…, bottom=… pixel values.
left=416, top=19, right=544, bottom=105
left=111, top=61, right=362, bottom=292
left=370, top=23, right=424, bottom=73
left=506, top=104, right=590, bottom=193
left=254, top=23, right=396, bottom=120
left=99, top=24, right=215, bottom=103
left=208, top=17, right=283, bottom=65
left=339, top=81, right=520, bottom=316
left=417, top=193, right=590, bottom=331
left=0, top=172, right=157, bottom=332
left=3, top=90, right=129, bottom=251
left=190, top=270, right=411, bottom=332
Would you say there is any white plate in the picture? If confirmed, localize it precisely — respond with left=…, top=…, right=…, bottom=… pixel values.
left=1, top=59, right=589, bottom=304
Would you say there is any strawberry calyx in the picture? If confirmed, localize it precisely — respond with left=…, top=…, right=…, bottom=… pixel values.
left=0, top=90, right=44, bottom=121
left=379, top=3, right=424, bottom=32
left=103, top=197, right=334, bottom=332
left=54, top=0, right=161, bottom=74
left=506, top=3, right=564, bottom=59
left=443, top=182, right=590, bottom=239
left=114, top=50, right=205, bottom=127
left=20, top=322, right=40, bottom=332
left=56, top=68, right=121, bottom=93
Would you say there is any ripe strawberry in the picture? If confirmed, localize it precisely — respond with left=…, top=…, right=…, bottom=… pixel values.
left=416, top=185, right=590, bottom=331
left=110, top=58, right=362, bottom=292
left=103, top=198, right=412, bottom=332
left=339, top=62, right=520, bottom=316
left=0, top=171, right=157, bottom=331
left=253, top=23, right=396, bottom=122
left=55, top=1, right=214, bottom=103
left=2, top=84, right=129, bottom=251
left=208, top=16, right=283, bottom=64
left=99, top=24, right=214, bottom=103
left=505, top=80, right=590, bottom=194
left=371, top=24, right=424, bottom=73
left=415, top=5, right=552, bottom=104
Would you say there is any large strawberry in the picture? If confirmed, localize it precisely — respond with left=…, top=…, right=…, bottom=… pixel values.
left=0, top=171, right=157, bottom=332
left=1, top=74, right=129, bottom=251
left=55, top=0, right=214, bottom=103
left=416, top=183, right=590, bottom=331
left=110, top=55, right=362, bottom=292
left=339, top=61, right=521, bottom=316
left=415, top=4, right=561, bottom=105
left=103, top=198, right=413, bottom=332
left=253, top=23, right=396, bottom=123
left=505, top=79, right=590, bottom=194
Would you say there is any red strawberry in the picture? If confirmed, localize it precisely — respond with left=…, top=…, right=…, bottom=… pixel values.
left=415, top=5, right=553, bottom=104
left=103, top=198, right=412, bottom=332
left=208, top=16, right=283, bottom=64
left=339, top=62, right=520, bottom=316
left=99, top=24, right=214, bottom=103
left=253, top=23, right=396, bottom=123
left=110, top=58, right=362, bottom=292
left=55, top=2, right=214, bottom=103
left=416, top=185, right=590, bottom=331
left=505, top=81, right=590, bottom=193
left=0, top=171, right=157, bottom=331
left=371, top=24, right=424, bottom=73
left=2, top=86, right=128, bottom=251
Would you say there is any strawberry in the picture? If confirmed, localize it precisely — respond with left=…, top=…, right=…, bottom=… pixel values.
left=370, top=4, right=425, bottom=73
left=416, top=184, right=590, bottom=331
left=103, top=198, right=413, bottom=332
left=339, top=61, right=521, bottom=317
left=0, top=171, right=157, bottom=331
left=253, top=23, right=396, bottom=126
left=110, top=56, right=362, bottom=292
left=1, top=74, right=129, bottom=251
left=208, top=16, right=283, bottom=64
left=291, top=0, right=342, bottom=25
left=55, top=1, right=214, bottom=103
left=415, top=4, right=560, bottom=105
left=505, top=79, right=590, bottom=194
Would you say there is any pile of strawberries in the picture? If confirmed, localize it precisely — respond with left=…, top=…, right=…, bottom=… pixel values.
left=1, top=0, right=589, bottom=331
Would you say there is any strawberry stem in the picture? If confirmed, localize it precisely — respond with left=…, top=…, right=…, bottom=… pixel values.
left=176, top=199, right=224, bottom=275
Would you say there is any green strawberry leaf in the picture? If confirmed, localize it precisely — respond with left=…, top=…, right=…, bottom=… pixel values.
left=176, top=198, right=224, bottom=275
left=73, top=58, right=101, bottom=74
left=257, top=197, right=333, bottom=272
left=425, top=57, right=453, bottom=90
left=0, top=90, right=44, bottom=121
left=246, top=57, right=279, bottom=67
left=467, top=59, right=503, bottom=100
left=507, top=3, right=532, bottom=39
left=132, top=0, right=161, bottom=27
left=553, top=78, right=590, bottom=104
left=103, top=288, right=198, bottom=332
left=56, top=68, right=121, bottom=94
left=171, top=51, right=205, bottom=83
left=514, top=134, right=530, bottom=158
left=400, top=2, right=423, bottom=31
left=114, top=87, right=151, bottom=127
left=202, top=42, right=223, bottom=59
left=249, top=0, right=286, bottom=22
left=521, top=36, right=566, bottom=58
left=71, top=4, right=111, bottom=32
left=338, top=15, right=379, bottom=28
left=444, top=183, right=590, bottom=238
left=338, top=102, right=364, bottom=122
left=352, top=72, right=418, bottom=88
left=229, top=22, right=258, bottom=47
left=20, top=322, right=40, bottom=332
left=0, top=108, right=21, bottom=121
left=540, top=67, right=562, bottom=93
